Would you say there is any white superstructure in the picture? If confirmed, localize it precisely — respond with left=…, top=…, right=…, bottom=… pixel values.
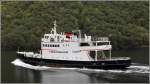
left=40, top=21, right=112, bottom=61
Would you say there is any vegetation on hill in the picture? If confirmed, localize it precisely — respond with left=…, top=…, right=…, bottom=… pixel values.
left=1, top=1, right=149, bottom=50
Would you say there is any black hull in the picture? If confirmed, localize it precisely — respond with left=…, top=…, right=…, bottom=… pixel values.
left=17, top=54, right=131, bottom=69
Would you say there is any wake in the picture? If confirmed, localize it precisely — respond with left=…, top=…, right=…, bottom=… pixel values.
left=11, top=59, right=149, bottom=74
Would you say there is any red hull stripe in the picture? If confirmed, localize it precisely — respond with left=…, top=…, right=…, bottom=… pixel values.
left=41, top=48, right=111, bottom=51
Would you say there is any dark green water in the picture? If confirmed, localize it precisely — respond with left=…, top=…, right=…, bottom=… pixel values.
left=1, top=47, right=149, bottom=83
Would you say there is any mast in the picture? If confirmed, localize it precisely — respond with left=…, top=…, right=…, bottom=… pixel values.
left=53, top=20, right=57, bottom=34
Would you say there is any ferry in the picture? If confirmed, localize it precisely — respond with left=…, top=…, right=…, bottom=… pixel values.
left=17, top=21, right=131, bottom=69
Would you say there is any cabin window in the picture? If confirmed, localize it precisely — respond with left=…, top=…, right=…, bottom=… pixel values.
left=61, top=39, right=64, bottom=42
left=57, top=36, right=60, bottom=41
left=50, top=38, right=54, bottom=42
left=47, top=44, right=60, bottom=47
left=98, top=42, right=109, bottom=45
left=55, top=45, right=59, bottom=47
left=44, top=36, right=48, bottom=39
left=66, top=44, right=69, bottom=46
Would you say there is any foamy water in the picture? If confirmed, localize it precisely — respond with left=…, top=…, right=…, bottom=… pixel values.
left=11, top=59, right=51, bottom=70
left=11, top=59, right=150, bottom=74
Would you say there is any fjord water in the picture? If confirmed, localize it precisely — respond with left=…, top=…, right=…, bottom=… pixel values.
left=1, top=47, right=149, bottom=83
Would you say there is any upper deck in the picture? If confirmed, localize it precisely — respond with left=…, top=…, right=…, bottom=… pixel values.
left=41, top=21, right=110, bottom=44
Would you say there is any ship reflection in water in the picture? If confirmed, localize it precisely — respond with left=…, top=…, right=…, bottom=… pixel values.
left=12, top=59, right=149, bottom=83
left=14, top=66, right=41, bottom=83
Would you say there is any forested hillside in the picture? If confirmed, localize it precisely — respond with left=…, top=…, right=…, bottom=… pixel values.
left=1, top=1, right=149, bottom=50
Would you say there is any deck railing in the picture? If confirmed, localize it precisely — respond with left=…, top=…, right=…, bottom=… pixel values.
left=92, top=37, right=109, bottom=41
